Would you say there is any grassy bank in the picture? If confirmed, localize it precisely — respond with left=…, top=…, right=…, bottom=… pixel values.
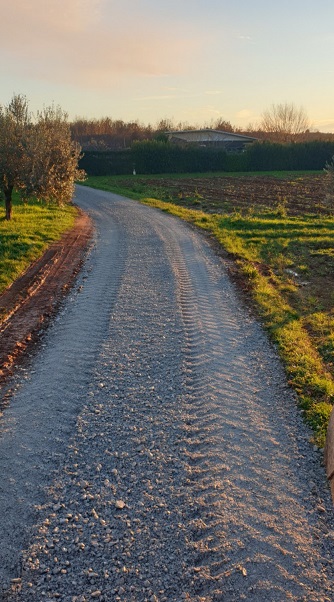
left=84, top=172, right=334, bottom=447
left=0, top=193, right=77, bottom=296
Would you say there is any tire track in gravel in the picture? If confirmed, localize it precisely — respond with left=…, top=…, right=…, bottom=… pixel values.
left=147, top=214, right=334, bottom=601
left=1, top=186, right=334, bottom=601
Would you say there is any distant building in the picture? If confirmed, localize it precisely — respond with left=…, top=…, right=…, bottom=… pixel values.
left=167, top=129, right=257, bottom=152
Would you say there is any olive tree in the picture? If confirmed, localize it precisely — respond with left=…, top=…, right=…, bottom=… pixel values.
left=22, top=105, right=85, bottom=205
left=0, top=94, right=30, bottom=220
left=260, top=102, right=310, bottom=142
left=0, top=95, right=85, bottom=220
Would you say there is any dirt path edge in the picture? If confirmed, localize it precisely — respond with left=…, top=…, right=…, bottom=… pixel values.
left=0, top=207, right=94, bottom=385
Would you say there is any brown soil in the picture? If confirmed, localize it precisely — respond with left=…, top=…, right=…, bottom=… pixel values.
left=0, top=209, right=93, bottom=383
left=120, top=173, right=328, bottom=215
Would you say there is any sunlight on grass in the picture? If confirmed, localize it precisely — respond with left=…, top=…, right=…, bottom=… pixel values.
left=83, top=174, right=334, bottom=447
left=0, top=193, right=77, bottom=295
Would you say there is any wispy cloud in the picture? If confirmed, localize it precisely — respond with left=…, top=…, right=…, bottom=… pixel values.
left=136, top=95, right=178, bottom=101
left=163, top=87, right=189, bottom=93
left=1, top=0, right=102, bottom=37
left=236, top=109, right=254, bottom=120
left=312, top=118, right=334, bottom=133
left=137, top=90, right=221, bottom=102
left=204, top=90, right=224, bottom=96
left=0, top=0, right=200, bottom=86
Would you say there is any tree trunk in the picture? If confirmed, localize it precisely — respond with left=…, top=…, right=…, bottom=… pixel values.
left=4, top=185, right=13, bottom=220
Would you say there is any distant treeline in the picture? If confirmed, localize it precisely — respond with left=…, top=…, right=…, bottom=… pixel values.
left=79, top=140, right=334, bottom=176
left=71, top=117, right=235, bottom=151
left=71, top=116, right=334, bottom=151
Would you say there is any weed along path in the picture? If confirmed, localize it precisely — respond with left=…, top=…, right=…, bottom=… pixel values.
left=0, top=185, right=334, bottom=601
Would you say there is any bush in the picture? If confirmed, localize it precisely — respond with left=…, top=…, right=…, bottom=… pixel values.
left=131, top=141, right=229, bottom=174
left=79, top=150, right=132, bottom=175
left=79, top=141, right=334, bottom=176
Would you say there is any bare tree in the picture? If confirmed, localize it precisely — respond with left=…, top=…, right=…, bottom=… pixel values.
left=260, top=102, right=310, bottom=142
left=155, top=118, right=175, bottom=132
left=213, top=118, right=234, bottom=132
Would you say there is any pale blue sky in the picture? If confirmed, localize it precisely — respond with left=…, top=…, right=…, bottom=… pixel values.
left=1, top=0, right=334, bottom=130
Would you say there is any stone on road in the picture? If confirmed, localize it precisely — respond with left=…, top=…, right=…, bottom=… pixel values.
left=0, top=186, right=333, bottom=601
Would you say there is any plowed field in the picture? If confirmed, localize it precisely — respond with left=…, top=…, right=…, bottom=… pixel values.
left=118, top=173, right=328, bottom=215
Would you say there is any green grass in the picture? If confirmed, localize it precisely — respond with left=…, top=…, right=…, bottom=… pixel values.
left=84, top=173, right=334, bottom=447
left=0, top=192, right=77, bottom=297
left=84, top=170, right=321, bottom=184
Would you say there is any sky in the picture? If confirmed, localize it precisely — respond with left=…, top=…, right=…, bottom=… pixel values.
left=1, top=0, right=334, bottom=131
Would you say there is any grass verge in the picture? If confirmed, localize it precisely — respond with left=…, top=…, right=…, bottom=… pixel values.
left=84, top=173, right=334, bottom=447
left=0, top=192, right=77, bottom=296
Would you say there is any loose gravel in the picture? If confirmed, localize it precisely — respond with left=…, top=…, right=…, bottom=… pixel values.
left=0, top=186, right=334, bottom=601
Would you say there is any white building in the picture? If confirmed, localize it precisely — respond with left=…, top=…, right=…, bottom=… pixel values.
left=167, top=129, right=257, bottom=152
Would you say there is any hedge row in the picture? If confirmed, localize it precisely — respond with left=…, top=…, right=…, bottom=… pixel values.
left=79, top=140, right=334, bottom=176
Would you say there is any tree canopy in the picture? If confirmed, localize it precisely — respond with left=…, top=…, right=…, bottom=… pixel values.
left=0, top=94, right=85, bottom=220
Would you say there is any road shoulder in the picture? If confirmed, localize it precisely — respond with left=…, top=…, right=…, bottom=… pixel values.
left=0, top=207, right=93, bottom=384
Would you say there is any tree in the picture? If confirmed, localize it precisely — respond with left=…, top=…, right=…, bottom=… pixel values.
left=0, top=95, right=85, bottom=220
left=213, top=118, right=234, bottom=132
left=260, top=102, right=310, bottom=142
left=0, top=94, right=30, bottom=219
left=155, top=118, right=175, bottom=133
left=22, top=105, right=85, bottom=205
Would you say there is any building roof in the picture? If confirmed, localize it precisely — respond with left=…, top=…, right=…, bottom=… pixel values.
left=167, top=129, right=257, bottom=143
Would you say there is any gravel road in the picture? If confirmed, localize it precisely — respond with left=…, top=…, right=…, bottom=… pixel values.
left=0, top=186, right=334, bottom=601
